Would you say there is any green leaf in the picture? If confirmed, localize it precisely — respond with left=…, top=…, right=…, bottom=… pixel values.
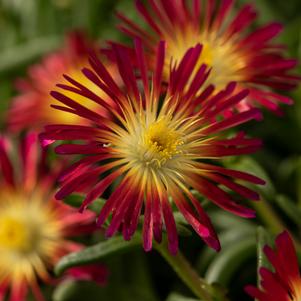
left=205, top=236, right=256, bottom=285
left=173, top=212, right=192, bottom=236
left=256, top=227, right=274, bottom=289
left=224, top=156, right=275, bottom=199
left=207, top=210, right=255, bottom=231
left=196, top=226, right=255, bottom=274
left=64, top=194, right=106, bottom=214
left=0, top=36, right=61, bottom=73
left=54, top=250, right=160, bottom=301
left=275, top=195, right=301, bottom=226
left=176, top=224, right=193, bottom=237
left=55, top=235, right=141, bottom=276
left=53, top=280, right=79, bottom=301
left=166, top=293, right=200, bottom=301
left=64, top=194, right=84, bottom=208
left=195, top=209, right=256, bottom=275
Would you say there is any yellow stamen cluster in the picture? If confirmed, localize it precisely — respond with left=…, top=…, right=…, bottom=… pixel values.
left=166, top=29, right=246, bottom=89
left=200, top=42, right=213, bottom=66
left=141, top=117, right=183, bottom=167
left=0, top=192, right=62, bottom=283
left=0, top=216, right=33, bottom=252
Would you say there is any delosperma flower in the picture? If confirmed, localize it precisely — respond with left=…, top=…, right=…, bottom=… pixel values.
left=245, top=231, right=301, bottom=301
left=117, top=0, right=299, bottom=114
left=8, top=31, right=119, bottom=132
left=40, top=40, right=265, bottom=254
left=0, top=133, right=107, bottom=301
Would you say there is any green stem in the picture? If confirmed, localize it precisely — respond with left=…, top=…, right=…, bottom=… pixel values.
left=252, top=198, right=285, bottom=234
left=154, top=242, right=216, bottom=301
left=253, top=198, right=301, bottom=252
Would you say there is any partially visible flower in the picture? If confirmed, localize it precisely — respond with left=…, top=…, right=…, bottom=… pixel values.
left=245, top=231, right=301, bottom=301
left=67, top=264, right=109, bottom=286
left=8, top=31, right=118, bottom=132
left=0, top=133, right=106, bottom=301
left=117, top=0, right=299, bottom=114
left=41, top=40, right=265, bottom=254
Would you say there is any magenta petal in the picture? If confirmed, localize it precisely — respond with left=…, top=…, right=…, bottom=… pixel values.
left=162, top=195, right=178, bottom=255
left=0, top=136, right=15, bottom=187
left=143, top=200, right=153, bottom=252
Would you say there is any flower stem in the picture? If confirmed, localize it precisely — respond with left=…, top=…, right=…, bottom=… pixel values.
left=154, top=242, right=218, bottom=301
left=252, top=198, right=285, bottom=234
left=253, top=198, right=301, bottom=252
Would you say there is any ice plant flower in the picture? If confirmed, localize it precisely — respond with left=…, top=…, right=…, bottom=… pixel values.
left=0, top=133, right=106, bottom=301
left=41, top=41, right=265, bottom=254
left=67, top=265, right=109, bottom=285
left=8, top=31, right=118, bottom=132
left=245, top=231, right=301, bottom=301
left=117, top=0, right=299, bottom=114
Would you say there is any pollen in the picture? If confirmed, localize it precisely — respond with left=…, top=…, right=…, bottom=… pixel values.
left=199, top=42, right=213, bottom=66
left=169, top=34, right=213, bottom=67
left=165, top=29, right=246, bottom=89
left=0, top=216, right=32, bottom=252
left=142, top=117, right=183, bottom=166
left=0, top=193, right=62, bottom=262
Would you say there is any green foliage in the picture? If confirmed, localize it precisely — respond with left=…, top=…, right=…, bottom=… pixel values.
left=1, top=0, right=301, bottom=300
left=256, top=227, right=274, bottom=279
left=166, top=293, right=200, bottom=301
left=55, top=235, right=141, bottom=276
left=54, top=251, right=159, bottom=301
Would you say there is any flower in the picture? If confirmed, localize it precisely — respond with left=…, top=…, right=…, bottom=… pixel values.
left=0, top=133, right=106, bottom=301
left=245, top=231, right=301, bottom=301
left=117, top=0, right=299, bottom=114
left=67, top=264, right=109, bottom=285
left=8, top=31, right=118, bottom=132
left=40, top=40, right=265, bottom=254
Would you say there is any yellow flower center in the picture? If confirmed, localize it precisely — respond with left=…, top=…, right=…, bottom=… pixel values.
left=142, top=117, right=183, bottom=167
left=51, top=63, right=102, bottom=124
left=47, top=61, right=119, bottom=125
left=169, top=38, right=213, bottom=66
left=0, top=192, right=63, bottom=284
left=0, top=216, right=32, bottom=252
left=200, top=42, right=213, bottom=66
left=165, top=30, right=247, bottom=89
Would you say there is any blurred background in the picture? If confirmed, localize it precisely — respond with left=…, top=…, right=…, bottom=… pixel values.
left=0, top=0, right=300, bottom=300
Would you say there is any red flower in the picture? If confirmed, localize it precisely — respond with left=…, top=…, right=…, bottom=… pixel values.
left=41, top=40, right=265, bottom=254
left=67, top=264, right=109, bottom=286
left=245, top=231, right=301, bottom=301
left=0, top=133, right=107, bottom=301
left=8, top=31, right=119, bottom=132
left=117, top=0, right=299, bottom=114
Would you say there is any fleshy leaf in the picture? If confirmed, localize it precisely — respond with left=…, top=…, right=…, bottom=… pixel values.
left=64, top=194, right=106, bottom=213
left=224, top=156, right=274, bottom=198
left=55, top=235, right=141, bottom=276
left=205, top=235, right=256, bottom=285
left=275, top=195, right=301, bottom=226
left=166, top=293, right=200, bottom=301
left=256, top=226, right=274, bottom=287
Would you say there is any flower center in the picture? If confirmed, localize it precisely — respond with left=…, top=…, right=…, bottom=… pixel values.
left=49, top=60, right=117, bottom=124
left=199, top=42, right=213, bottom=66
left=165, top=31, right=246, bottom=89
left=0, top=194, right=62, bottom=258
left=167, top=35, right=213, bottom=67
left=52, top=64, right=99, bottom=123
left=142, top=117, right=183, bottom=167
left=0, top=216, right=32, bottom=252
